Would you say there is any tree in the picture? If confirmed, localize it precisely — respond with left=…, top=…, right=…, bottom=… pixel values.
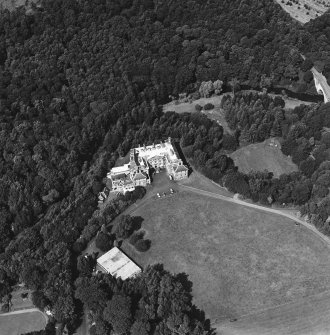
left=113, top=215, right=134, bottom=239
left=77, top=255, right=95, bottom=276
left=203, top=103, right=214, bottom=110
left=213, top=80, right=223, bottom=95
left=131, top=320, right=151, bottom=335
left=31, top=291, right=50, bottom=311
left=303, top=70, right=313, bottom=83
left=301, top=58, right=313, bottom=72
left=103, top=295, right=133, bottom=334
left=75, top=277, right=108, bottom=311
left=134, top=239, right=151, bottom=252
left=129, top=231, right=144, bottom=245
left=95, top=232, right=114, bottom=252
left=228, top=78, right=240, bottom=95
left=198, top=81, right=213, bottom=98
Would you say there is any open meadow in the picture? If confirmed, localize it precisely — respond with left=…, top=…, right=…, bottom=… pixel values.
left=122, top=190, right=330, bottom=325
left=0, top=310, right=47, bottom=335
left=218, top=289, right=330, bottom=335
left=275, top=0, right=330, bottom=24
left=230, top=138, right=298, bottom=178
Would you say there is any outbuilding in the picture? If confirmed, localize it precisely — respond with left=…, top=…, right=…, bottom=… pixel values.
left=96, top=247, right=141, bottom=280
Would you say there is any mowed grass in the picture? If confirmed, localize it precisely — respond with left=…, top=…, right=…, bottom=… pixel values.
left=218, top=289, right=330, bottom=335
left=122, top=191, right=330, bottom=321
left=0, top=311, right=46, bottom=335
left=230, top=139, right=298, bottom=178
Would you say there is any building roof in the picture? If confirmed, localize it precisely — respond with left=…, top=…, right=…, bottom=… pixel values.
left=148, top=155, right=165, bottom=161
left=110, top=164, right=130, bottom=175
left=111, top=173, right=127, bottom=181
left=135, top=139, right=178, bottom=163
left=174, top=164, right=188, bottom=172
left=133, top=172, right=148, bottom=180
left=97, top=247, right=141, bottom=280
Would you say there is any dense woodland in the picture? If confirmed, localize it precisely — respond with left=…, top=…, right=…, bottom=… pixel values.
left=0, top=0, right=330, bottom=333
left=221, top=93, right=330, bottom=225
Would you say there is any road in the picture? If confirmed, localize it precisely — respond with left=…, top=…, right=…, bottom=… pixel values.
left=311, top=67, right=330, bottom=103
left=180, top=185, right=330, bottom=250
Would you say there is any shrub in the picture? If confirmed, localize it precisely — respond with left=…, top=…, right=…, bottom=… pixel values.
left=195, top=104, right=202, bottom=112
left=203, top=103, right=214, bottom=110
left=134, top=239, right=151, bottom=252
left=303, top=70, right=313, bottom=83
left=129, top=231, right=144, bottom=245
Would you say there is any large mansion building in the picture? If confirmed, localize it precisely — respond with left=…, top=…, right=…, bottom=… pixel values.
left=108, top=138, right=188, bottom=193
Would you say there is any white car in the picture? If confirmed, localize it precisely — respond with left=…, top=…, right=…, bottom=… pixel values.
left=157, top=193, right=161, bottom=198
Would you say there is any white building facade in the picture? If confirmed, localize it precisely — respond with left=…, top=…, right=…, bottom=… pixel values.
left=107, top=138, right=188, bottom=193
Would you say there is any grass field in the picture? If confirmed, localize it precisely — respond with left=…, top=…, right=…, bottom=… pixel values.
left=0, top=311, right=46, bottom=335
left=122, top=190, right=330, bottom=324
left=218, top=289, right=330, bottom=335
left=275, top=0, right=330, bottom=24
left=230, top=138, right=298, bottom=178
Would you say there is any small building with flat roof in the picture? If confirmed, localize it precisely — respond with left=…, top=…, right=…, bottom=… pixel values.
left=96, top=247, right=141, bottom=280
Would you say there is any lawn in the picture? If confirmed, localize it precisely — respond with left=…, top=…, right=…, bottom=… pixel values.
left=122, top=190, right=330, bottom=322
left=0, top=311, right=46, bottom=335
left=230, top=138, right=298, bottom=178
left=9, top=288, right=34, bottom=311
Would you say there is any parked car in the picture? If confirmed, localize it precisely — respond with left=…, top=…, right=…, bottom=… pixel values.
left=162, top=192, right=166, bottom=197
left=157, top=193, right=161, bottom=198
left=170, top=188, right=174, bottom=194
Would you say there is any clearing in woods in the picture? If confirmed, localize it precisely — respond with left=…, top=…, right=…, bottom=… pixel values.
left=274, top=0, right=330, bottom=24
left=122, top=189, right=330, bottom=329
left=230, top=138, right=298, bottom=178
left=163, top=96, right=233, bottom=134
left=163, top=93, right=314, bottom=137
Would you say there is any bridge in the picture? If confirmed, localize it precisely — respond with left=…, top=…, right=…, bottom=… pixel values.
left=311, top=67, right=330, bottom=103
